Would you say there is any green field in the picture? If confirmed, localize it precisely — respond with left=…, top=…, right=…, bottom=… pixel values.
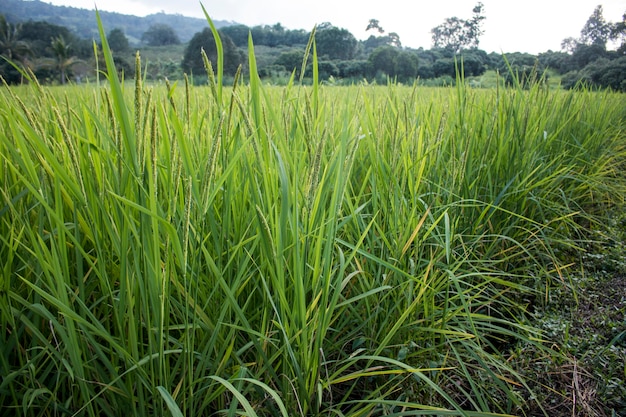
left=1, top=19, right=625, bottom=417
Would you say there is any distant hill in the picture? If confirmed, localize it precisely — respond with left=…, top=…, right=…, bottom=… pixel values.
left=0, top=0, right=235, bottom=44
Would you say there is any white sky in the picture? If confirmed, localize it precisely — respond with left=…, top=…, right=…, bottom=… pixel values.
left=44, top=0, right=626, bottom=53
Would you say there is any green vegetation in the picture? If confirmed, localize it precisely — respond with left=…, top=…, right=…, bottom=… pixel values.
left=0, top=0, right=225, bottom=42
left=430, top=2, right=486, bottom=52
left=1, top=11, right=625, bottom=416
left=516, top=210, right=626, bottom=414
left=2, top=1, right=626, bottom=90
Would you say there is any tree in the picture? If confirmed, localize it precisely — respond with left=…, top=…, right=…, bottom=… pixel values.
left=366, top=19, right=384, bottom=34
left=432, top=57, right=456, bottom=77
left=591, top=56, right=626, bottom=90
left=19, top=20, right=71, bottom=56
left=266, top=23, right=286, bottom=47
left=493, top=53, right=546, bottom=88
left=0, top=14, right=32, bottom=84
left=394, top=51, right=419, bottom=81
left=571, top=43, right=609, bottom=69
left=363, top=19, right=401, bottom=50
left=182, top=28, right=242, bottom=76
left=431, top=17, right=465, bottom=52
left=141, top=24, right=180, bottom=46
left=562, top=56, right=626, bottom=91
left=284, top=29, right=309, bottom=46
left=0, top=14, right=31, bottom=63
left=220, top=24, right=250, bottom=47
left=580, top=5, right=611, bottom=47
left=249, top=24, right=285, bottom=47
left=49, top=35, right=80, bottom=84
left=368, top=45, right=399, bottom=76
left=335, top=60, right=368, bottom=78
left=244, top=24, right=310, bottom=48
left=316, top=60, right=340, bottom=79
left=466, top=3, right=486, bottom=47
left=610, top=12, right=626, bottom=54
left=431, top=2, right=485, bottom=52
left=459, top=49, right=487, bottom=76
left=561, top=37, right=579, bottom=53
left=107, top=28, right=129, bottom=54
left=413, top=47, right=450, bottom=78
left=387, top=32, right=402, bottom=48
left=315, top=24, right=358, bottom=60
left=274, top=49, right=305, bottom=75
left=538, top=50, right=572, bottom=74
left=363, top=35, right=389, bottom=51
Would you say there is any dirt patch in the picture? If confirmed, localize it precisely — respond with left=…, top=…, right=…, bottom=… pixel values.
left=518, top=266, right=626, bottom=416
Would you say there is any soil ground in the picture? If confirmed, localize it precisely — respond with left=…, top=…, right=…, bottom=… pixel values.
left=519, top=211, right=626, bottom=416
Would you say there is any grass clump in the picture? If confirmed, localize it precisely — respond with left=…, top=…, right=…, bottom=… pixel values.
left=1, top=9, right=625, bottom=417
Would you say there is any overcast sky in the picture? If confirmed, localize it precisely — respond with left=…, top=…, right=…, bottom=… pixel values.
left=44, top=0, right=626, bottom=53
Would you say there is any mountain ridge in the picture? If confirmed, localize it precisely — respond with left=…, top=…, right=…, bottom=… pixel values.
left=0, top=0, right=235, bottom=43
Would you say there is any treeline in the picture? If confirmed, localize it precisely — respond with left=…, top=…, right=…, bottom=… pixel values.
left=0, top=14, right=139, bottom=85
left=1, top=4, right=625, bottom=91
left=185, top=5, right=626, bottom=90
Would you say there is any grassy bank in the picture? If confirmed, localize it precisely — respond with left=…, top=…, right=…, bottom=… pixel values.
left=1, top=16, right=625, bottom=416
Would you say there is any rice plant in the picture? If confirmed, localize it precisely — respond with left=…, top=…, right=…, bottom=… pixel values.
left=1, top=9, right=624, bottom=417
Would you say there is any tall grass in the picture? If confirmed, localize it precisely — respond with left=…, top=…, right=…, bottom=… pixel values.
left=1, top=11, right=625, bottom=417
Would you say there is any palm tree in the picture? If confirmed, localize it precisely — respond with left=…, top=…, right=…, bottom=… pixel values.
left=0, top=14, right=32, bottom=67
left=50, top=35, right=78, bottom=84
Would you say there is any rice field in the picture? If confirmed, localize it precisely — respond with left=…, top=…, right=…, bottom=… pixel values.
left=1, top=14, right=625, bottom=417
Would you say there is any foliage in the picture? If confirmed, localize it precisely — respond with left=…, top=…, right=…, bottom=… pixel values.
left=48, top=35, right=80, bottom=84
left=1, top=12, right=625, bottom=416
left=412, top=48, right=487, bottom=80
left=141, top=23, right=180, bottom=46
left=363, top=19, right=402, bottom=51
left=0, top=14, right=32, bottom=84
left=459, top=49, right=488, bottom=76
left=335, top=59, right=368, bottom=79
left=367, top=45, right=398, bottom=76
left=561, top=5, right=615, bottom=53
left=571, top=43, right=609, bottom=69
left=431, top=2, right=486, bottom=52
left=274, top=48, right=305, bottom=74
left=251, top=23, right=310, bottom=48
left=504, top=63, right=547, bottom=89
left=0, top=14, right=31, bottom=63
left=1, top=2, right=625, bottom=88
left=251, top=23, right=286, bottom=48
left=393, top=50, right=419, bottom=80
left=315, top=59, right=340, bottom=79
left=315, top=23, right=358, bottom=60
left=562, top=56, right=626, bottom=91
left=220, top=24, right=250, bottom=47
left=0, top=0, right=230, bottom=43
left=366, top=18, right=385, bottom=34
left=557, top=6, right=626, bottom=91
left=367, top=46, right=421, bottom=81
left=611, top=12, right=626, bottom=53
left=579, top=5, right=612, bottom=47
left=538, top=50, right=572, bottom=74
left=221, top=24, right=310, bottom=48
left=181, top=27, right=242, bottom=76
left=107, top=28, right=129, bottom=53
left=18, top=20, right=71, bottom=56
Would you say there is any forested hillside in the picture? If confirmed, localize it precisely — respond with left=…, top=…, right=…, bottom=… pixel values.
left=0, top=0, right=231, bottom=43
